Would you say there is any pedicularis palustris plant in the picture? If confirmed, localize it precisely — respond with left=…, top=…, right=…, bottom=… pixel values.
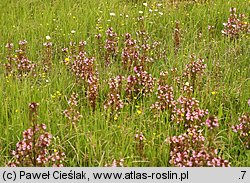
left=182, top=56, right=206, bottom=90
left=7, top=103, right=65, bottom=167
left=222, top=7, right=250, bottom=39
left=16, top=40, right=36, bottom=78
left=168, top=126, right=230, bottom=167
left=104, top=75, right=124, bottom=113
left=104, top=27, right=118, bottom=66
left=122, top=33, right=140, bottom=71
left=125, top=66, right=155, bottom=101
left=232, top=113, right=250, bottom=149
left=2, top=2, right=249, bottom=167
left=67, top=42, right=99, bottom=111
left=5, top=40, right=36, bottom=78
left=135, top=132, right=146, bottom=158
left=151, top=84, right=175, bottom=114
left=63, top=93, right=82, bottom=126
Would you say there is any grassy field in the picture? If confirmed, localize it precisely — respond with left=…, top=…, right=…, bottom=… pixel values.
left=0, top=0, right=249, bottom=167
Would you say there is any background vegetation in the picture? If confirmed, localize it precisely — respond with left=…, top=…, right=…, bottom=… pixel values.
left=0, top=0, right=249, bottom=166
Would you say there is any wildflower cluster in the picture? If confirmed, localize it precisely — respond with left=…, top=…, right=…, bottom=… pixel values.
left=87, top=74, right=99, bottom=110
left=169, top=126, right=230, bottom=167
left=16, top=40, right=36, bottom=77
left=78, top=41, right=87, bottom=53
left=232, top=113, right=250, bottom=149
left=7, top=103, right=65, bottom=167
left=151, top=41, right=163, bottom=61
left=7, top=124, right=65, bottom=167
left=62, top=47, right=69, bottom=55
left=136, top=30, right=154, bottom=70
left=204, top=116, right=219, bottom=129
left=126, top=66, right=155, bottom=100
left=158, top=71, right=168, bottom=86
left=94, top=33, right=103, bottom=57
left=104, top=75, right=124, bottom=112
left=151, top=85, right=175, bottom=111
left=171, top=96, right=208, bottom=127
left=71, top=52, right=94, bottom=82
left=104, top=27, right=118, bottom=65
left=122, top=33, right=139, bottom=70
left=5, top=41, right=36, bottom=78
left=70, top=46, right=99, bottom=110
left=135, top=132, right=146, bottom=156
left=121, top=29, right=159, bottom=71
left=63, top=93, right=82, bottom=125
left=181, top=82, right=193, bottom=95
left=135, top=132, right=146, bottom=141
left=125, top=75, right=138, bottom=100
left=222, top=8, right=250, bottom=39
left=182, top=57, right=206, bottom=88
left=171, top=67, right=181, bottom=84
left=140, top=42, right=154, bottom=68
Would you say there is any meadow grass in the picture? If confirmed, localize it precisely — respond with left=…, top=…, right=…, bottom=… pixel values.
left=0, top=0, right=249, bottom=166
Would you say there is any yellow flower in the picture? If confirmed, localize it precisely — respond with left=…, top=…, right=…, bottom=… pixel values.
left=181, top=113, right=184, bottom=117
left=54, top=149, right=57, bottom=153
left=56, top=91, right=61, bottom=96
left=114, top=114, right=118, bottom=121
left=64, top=58, right=70, bottom=65
left=135, top=105, right=140, bottom=108
left=211, top=91, right=216, bottom=95
left=137, top=110, right=142, bottom=115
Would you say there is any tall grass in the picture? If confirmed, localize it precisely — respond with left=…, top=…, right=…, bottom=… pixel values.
left=0, top=0, right=249, bottom=166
